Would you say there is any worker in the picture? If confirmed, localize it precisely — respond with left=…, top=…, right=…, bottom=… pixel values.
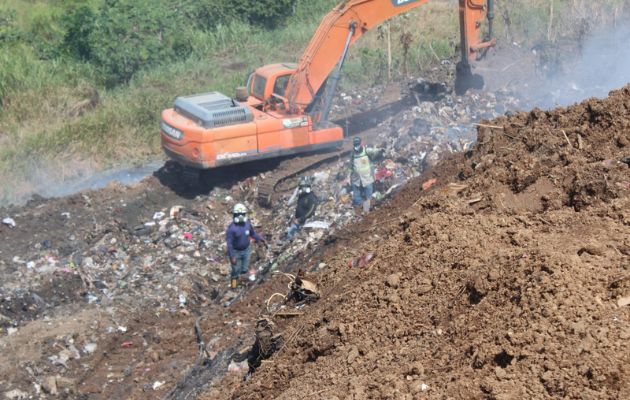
left=226, top=203, right=266, bottom=289
left=350, top=137, right=381, bottom=213
left=286, top=177, right=318, bottom=241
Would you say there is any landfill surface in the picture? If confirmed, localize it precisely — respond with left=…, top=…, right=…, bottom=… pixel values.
left=207, top=85, right=630, bottom=399
left=1, top=59, right=629, bottom=399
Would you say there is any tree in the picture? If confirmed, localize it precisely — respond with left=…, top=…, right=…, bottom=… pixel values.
left=88, top=0, right=193, bottom=84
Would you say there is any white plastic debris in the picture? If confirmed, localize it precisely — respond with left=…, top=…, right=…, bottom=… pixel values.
left=152, top=381, right=165, bottom=390
left=61, top=212, right=71, bottom=219
left=421, top=383, right=429, bottom=391
left=178, top=293, right=187, bottom=307
left=227, top=360, right=249, bottom=374
left=169, top=205, right=184, bottom=219
left=303, top=221, right=330, bottom=230
left=153, top=211, right=166, bottom=220
left=312, top=171, right=330, bottom=184
left=2, top=217, right=16, bottom=228
left=7, top=327, right=18, bottom=335
left=117, top=326, right=127, bottom=333
left=4, top=389, right=28, bottom=400
left=83, top=343, right=98, bottom=354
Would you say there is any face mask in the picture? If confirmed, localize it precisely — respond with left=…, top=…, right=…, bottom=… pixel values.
left=233, top=213, right=247, bottom=223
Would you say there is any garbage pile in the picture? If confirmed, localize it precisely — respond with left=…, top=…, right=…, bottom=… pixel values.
left=0, top=78, right=530, bottom=398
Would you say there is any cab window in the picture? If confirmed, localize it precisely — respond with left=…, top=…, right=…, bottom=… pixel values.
left=252, top=74, right=267, bottom=100
left=273, top=75, right=290, bottom=97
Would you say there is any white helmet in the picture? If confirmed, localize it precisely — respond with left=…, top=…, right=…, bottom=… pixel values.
left=233, top=203, right=248, bottom=223
left=233, top=203, right=247, bottom=214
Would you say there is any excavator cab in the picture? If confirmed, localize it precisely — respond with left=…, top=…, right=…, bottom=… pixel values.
left=245, top=64, right=297, bottom=111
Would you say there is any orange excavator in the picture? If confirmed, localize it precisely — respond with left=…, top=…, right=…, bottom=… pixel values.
left=161, top=0, right=495, bottom=191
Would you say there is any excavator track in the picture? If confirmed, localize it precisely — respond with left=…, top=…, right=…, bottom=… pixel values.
left=257, top=143, right=351, bottom=208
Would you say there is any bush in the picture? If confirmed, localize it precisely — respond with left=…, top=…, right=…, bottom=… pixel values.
left=192, top=0, right=296, bottom=30
left=87, top=0, right=194, bottom=85
left=0, top=9, right=22, bottom=43
left=62, top=5, right=97, bottom=60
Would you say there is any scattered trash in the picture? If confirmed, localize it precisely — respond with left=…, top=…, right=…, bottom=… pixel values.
left=422, top=178, right=438, bottom=191
left=245, top=318, right=284, bottom=373
left=4, top=389, right=29, bottom=400
left=312, top=171, right=330, bottom=184
left=2, top=217, right=16, bottom=228
left=121, top=341, right=134, bottom=348
left=153, top=211, right=166, bottom=220
left=152, top=381, right=165, bottom=390
left=348, top=252, right=375, bottom=268
left=179, top=293, right=187, bottom=307
left=83, top=343, right=98, bottom=354
left=169, top=205, right=184, bottom=219
left=227, top=359, right=249, bottom=374
left=303, top=221, right=330, bottom=229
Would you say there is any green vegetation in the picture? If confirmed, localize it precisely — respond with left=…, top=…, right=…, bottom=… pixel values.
left=0, top=0, right=627, bottom=204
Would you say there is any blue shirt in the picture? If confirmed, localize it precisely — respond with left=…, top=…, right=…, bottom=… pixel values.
left=226, top=221, right=264, bottom=257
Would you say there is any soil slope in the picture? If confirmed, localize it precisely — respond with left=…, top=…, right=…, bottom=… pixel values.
left=220, top=87, right=630, bottom=399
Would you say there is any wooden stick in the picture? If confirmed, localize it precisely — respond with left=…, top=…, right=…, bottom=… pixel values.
left=577, top=134, right=584, bottom=150
left=473, top=123, right=504, bottom=129
left=561, top=129, right=573, bottom=149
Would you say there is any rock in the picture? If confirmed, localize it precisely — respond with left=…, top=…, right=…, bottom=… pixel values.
left=417, top=278, right=433, bottom=294
left=55, top=376, right=76, bottom=391
left=410, top=361, right=425, bottom=376
left=42, top=375, right=58, bottom=395
left=495, top=366, right=507, bottom=379
left=386, top=273, right=401, bottom=288
left=617, top=295, right=630, bottom=307
left=347, top=346, right=360, bottom=364
left=149, top=350, right=161, bottom=362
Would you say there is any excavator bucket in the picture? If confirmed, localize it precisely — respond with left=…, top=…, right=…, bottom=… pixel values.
left=454, top=61, right=485, bottom=95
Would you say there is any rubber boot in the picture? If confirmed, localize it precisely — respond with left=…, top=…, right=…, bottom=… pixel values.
left=230, top=278, right=238, bottom=289
left=362, top=199, right=371, bottom=214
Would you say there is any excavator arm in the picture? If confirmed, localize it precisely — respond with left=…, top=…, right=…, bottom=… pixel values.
left=286, top=0, right=495, bottom=115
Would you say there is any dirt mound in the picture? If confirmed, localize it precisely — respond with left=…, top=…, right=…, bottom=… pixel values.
left=222, top=88, right=630, bottom=399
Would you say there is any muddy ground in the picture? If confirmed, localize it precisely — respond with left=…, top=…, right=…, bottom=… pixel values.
left=1, top=42, right=629, bottom=399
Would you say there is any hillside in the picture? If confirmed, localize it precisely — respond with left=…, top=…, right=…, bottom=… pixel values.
left=215, top=85, right=630, bottom=400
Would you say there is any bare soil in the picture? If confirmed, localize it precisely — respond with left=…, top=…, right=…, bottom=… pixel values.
left=207, top=87, right=630, bottom=399
left=1, top=71, right=629, bottom=400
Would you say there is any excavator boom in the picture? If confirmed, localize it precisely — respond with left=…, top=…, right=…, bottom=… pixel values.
left=160, top=0, right=495, bottom=199
left=287, top=0, right=495, bottom=113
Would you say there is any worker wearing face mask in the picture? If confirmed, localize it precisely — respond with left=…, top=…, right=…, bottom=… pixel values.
left=350, top=137, right=382, bottom=213
left=286, top=177, right=318, bottom=241
left=226, top=203, right=266, bottom=289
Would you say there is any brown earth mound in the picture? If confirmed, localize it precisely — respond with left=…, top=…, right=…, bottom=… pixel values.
left=217, top=88, right=630, bottom=399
